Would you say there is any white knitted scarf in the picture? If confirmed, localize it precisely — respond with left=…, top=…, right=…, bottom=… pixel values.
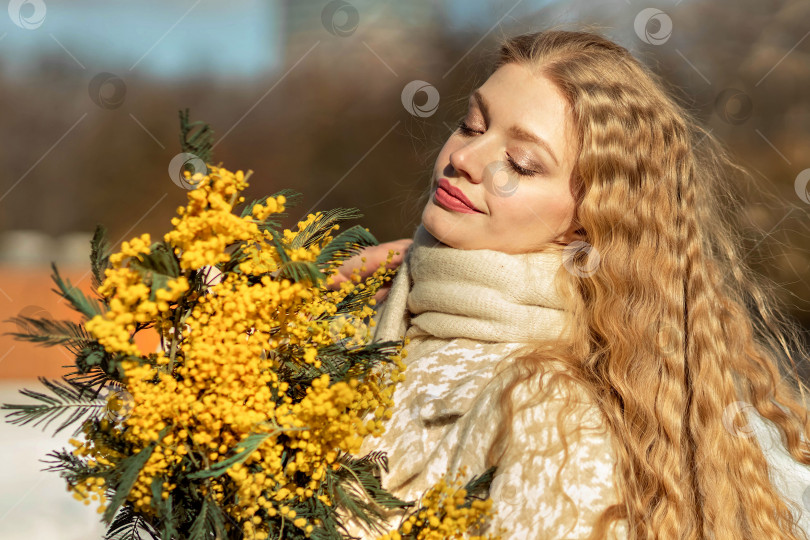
left=372, top=223, right=570, bottom=345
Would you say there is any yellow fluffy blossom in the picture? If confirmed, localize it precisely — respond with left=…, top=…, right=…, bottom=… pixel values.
left=163, top=166, right=286, bottom=271
left=109, top=233, right=152, bottom=268
left=377, top=466, right=501, bottom=540
left=73, top=164, right=410, bottom=539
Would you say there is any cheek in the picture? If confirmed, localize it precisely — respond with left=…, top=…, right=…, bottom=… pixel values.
left=492, top=184, right=574, bottom=229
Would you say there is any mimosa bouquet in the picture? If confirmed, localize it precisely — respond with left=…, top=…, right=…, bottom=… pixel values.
left=1, top=111, right=499, bottom=540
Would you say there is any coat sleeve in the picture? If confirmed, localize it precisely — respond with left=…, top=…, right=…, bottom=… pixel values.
left=479, top=377, right=628, bottom=540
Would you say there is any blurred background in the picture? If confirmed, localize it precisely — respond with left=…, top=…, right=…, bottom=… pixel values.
left=0, top=0, right=808, bottom=538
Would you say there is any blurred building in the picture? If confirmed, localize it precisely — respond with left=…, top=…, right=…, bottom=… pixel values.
left=280, top=0, right=444, bottom=89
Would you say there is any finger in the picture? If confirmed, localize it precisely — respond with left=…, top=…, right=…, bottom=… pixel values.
left=353, top=245, right=400, bottom=273
left=326, top=239, right=412, bottom=291
left=325, top=272, right=348, bottom=291
left=374, top=283, right=392, bottom=304
left=377, top=240, right=413, bottom=267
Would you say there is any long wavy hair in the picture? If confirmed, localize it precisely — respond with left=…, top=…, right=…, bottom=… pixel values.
left=418, top=29, right=810, bottom=539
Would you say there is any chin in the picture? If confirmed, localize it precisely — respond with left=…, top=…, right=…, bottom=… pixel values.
left=423, top=220, right=470, bottom=250
left=420, top=215, right=449, bottom=248
left=423, top=202, right=488, bottom=249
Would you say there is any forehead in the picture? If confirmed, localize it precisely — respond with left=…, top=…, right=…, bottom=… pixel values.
left=476, top=63, right=570, bottom=118
left=475, top=63, right=576, bottom=162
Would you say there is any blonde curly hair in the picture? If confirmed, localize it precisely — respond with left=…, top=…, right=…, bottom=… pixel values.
left=431, top=28, right=810, bottom=540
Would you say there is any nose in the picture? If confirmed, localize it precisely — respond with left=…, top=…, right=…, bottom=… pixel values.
left=448, top=137, right=490, bottom=185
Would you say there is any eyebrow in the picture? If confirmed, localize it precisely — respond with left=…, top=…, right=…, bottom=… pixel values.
left=471, top=89, right=560, bottom=167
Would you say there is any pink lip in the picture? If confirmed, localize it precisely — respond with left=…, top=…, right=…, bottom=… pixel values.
left=435, top=178, right=483, bottom=213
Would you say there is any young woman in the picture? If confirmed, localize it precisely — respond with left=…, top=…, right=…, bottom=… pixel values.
left=332, top=29, right=810, bottom=540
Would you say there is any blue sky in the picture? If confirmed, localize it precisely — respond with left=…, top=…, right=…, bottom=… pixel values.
left=0, top=0, right=281, bottom=79
left=0, top=0, right=556, bottom=80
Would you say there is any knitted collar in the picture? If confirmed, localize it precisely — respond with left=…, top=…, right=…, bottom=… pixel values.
left=372, top=224, right=569, bottom=344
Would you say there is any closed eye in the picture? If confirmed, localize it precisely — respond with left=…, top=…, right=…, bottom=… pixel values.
left=455, top=119, right=540, bottom=177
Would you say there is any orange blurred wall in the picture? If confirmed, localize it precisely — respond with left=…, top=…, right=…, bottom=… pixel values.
left=0, top=264, right=159, bottom=380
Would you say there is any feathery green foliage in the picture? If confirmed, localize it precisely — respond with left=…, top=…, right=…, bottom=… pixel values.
left=315, top=224, right=379, bottom=272
left=291, top=207, right=364, bottom=251
left=50, top=262, right=105, bottom=319
left=1, top=376, right=106, bottom=436
left=91, top=224, right=113, bottom=297
left=103, top=430, right=167, bottom=524
left=2, top=315, right=91, bottom=349
left=179, top=108, right=214, bottom=165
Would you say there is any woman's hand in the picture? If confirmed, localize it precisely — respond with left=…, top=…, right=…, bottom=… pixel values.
left=326, top=238, right=413, bottom=304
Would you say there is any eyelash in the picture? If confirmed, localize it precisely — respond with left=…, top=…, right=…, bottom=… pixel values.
left=455, top=119, right=539, bottom=177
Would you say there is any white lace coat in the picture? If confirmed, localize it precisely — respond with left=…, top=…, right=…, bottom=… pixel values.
left=339, top=331, right=810, bottom=539
left=341, top=332, right=629, bottom=539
